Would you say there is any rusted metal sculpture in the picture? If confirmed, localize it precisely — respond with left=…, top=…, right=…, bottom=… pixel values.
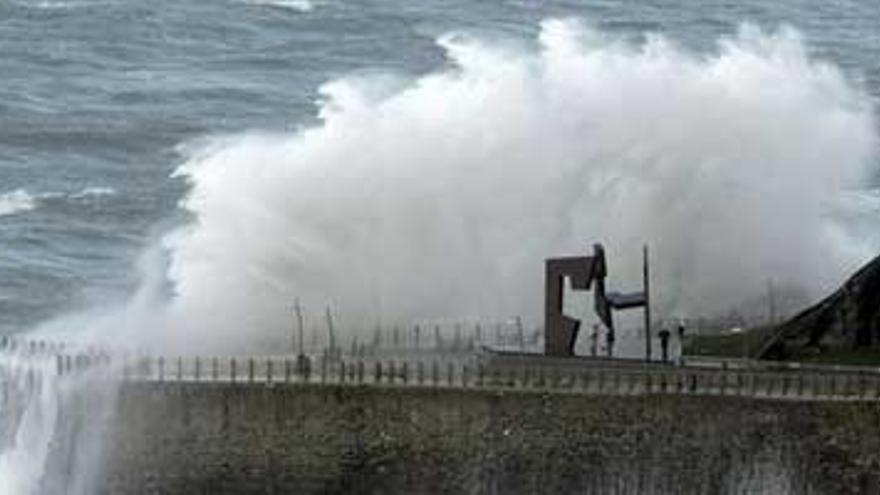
left=544, top=243, right=651, bottom=359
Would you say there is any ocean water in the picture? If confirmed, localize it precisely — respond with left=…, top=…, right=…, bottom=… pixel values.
left=0, top=0, right=879, bottom=349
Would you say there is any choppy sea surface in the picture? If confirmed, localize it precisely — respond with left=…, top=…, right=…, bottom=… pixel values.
left=1, top=0, right=879, bottom=337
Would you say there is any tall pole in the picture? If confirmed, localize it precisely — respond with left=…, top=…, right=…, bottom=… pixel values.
left=515, top=316, right=525, bottom=353
left=325, top=306, right=336, bottom=356
left=644, top=244, right=652, bottom=362
left=294, top=298, right=304, bottom=356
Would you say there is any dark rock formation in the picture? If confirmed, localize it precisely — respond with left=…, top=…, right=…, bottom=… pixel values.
left=758, top=253, right=880, bottom=360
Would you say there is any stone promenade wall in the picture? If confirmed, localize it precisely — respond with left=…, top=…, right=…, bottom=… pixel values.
left=100, top=383, right=880, bottom=495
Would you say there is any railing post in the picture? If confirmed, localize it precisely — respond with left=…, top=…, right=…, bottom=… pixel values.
left=267, top=358, right=273, bottom=384
left=447, top=362, right=454, bottom=386
left=874, top=373, right=880, bottom=400
left=461, top=364, right=469, bottom=388
left=858, top=372, right=866, bottom=399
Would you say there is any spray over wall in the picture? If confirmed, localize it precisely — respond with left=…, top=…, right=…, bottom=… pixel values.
left=135, top=20, right=879, bottom=353
left=2, top=18, right=879, bottom=494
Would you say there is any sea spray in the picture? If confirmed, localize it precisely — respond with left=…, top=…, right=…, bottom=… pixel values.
left=0, top=18, right=877, bottom=491
left=0, top=343, right=120, bottom=495
left=132, top=20, right=879, bottom=354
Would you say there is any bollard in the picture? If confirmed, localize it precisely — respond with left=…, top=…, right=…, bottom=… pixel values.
left=374, top=361, right=382, bottom=384
left=195, top=357, right=201, bottom=381
left=284, top=359, right=291, bottom=383
left=248, top=358, right=255, bottom=383
left=339, top=361, right=345, bottom=384
left=388, top=361, right=396, bottom=384
left=176, top=357, right=183, bottom=382
left=320, top=357, right=326, bottom=384
left=357, top=360, right=364, bottom=384
left=401, top=362, right=408, bottom=385
left=417, top=361, right=424, bottom=385
left=159, top=357, right=165, bottom=382
left=230, top=358, right=237, bottom=383
left=212, top=357, right=219, bottom=381
left=447, top=362, right=454, bottom=386
left=477, top=364, right=485, bottom=387
left=432, top=361, right=439, bottom=386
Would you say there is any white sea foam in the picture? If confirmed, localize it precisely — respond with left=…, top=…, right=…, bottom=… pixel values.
left=0, top=190, right=39, bottom=217
left=108, top=20, right=878, bottom=354
left=244, top=0, right=314, bottom=13
left=0, top=187, right=116, bottom=217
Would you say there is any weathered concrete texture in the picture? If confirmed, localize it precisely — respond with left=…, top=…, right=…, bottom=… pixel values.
left=101, top=383, right=880, bottom=494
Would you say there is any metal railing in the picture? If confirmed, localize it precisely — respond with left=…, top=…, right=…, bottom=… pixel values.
left=4, top=335, right=880, bottom=402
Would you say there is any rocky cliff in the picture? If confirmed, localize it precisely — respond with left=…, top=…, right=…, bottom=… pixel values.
left=758, top=253, right=880, bottom=360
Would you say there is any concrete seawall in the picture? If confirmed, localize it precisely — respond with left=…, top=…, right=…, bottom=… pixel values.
left=99, top=383, right=880, bottom=494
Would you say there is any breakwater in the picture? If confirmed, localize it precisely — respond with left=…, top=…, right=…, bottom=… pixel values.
left=101, top=383, right=879, bottom=494
left=4, top=337, right=880, bottom=494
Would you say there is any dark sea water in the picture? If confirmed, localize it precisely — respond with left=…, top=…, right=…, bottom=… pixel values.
left=1, top=0, right=879, bottom=335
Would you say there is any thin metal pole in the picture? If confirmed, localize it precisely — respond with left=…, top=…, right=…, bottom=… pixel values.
left=294, top=298, right=305, bottom=356
left=516, top=316, right=525, bottom=352
left=325, top=306, right=336, bottom=357
left=644, top=244, right=652, bottom=362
